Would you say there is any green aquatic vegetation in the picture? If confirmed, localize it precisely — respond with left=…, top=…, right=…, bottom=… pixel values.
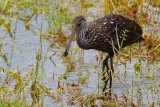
left=0, top=0, right=160, bottom=106
left=78, top=76, right=88, bottom=84
left=134, top=62, right=141, bottom=78
left=156, top=45, right=160, bottom=55
left=0, top=45, right=8, bottom=65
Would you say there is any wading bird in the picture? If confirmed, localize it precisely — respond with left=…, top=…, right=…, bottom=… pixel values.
left=63, top=14, right=144, bottom=98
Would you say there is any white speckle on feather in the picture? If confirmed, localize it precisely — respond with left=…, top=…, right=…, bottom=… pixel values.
left=103, top=22, right=106, bottom=25
left=110, top=21, right=114, bottom=24
left=94, top=36, right=98, bottom=39
left=126, top=29, right=129, bottom=32
left=105, top=38, right=108, bottom=41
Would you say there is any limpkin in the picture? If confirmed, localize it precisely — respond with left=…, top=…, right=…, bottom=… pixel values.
left=63, top=14, right=144, bottom=97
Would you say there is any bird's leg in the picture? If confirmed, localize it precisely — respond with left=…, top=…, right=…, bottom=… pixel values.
left=102, top=55, right=110, bottom=92
left=109, top=56, right=114, bottom=97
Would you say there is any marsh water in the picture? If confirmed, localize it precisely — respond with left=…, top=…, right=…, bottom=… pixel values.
left=0, top=1, right=160, bottom=107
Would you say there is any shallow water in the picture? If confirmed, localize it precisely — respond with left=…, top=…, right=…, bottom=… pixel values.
left=0, top=6, right=160, bottom=107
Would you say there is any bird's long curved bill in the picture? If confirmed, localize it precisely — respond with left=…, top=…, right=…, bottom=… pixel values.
left=63, top=31, right=75, bottom=56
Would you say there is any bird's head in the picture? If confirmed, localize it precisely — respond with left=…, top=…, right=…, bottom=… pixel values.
left=72, top=15, right=86, bottom=31
left=63, top=15, right=86, bottom=56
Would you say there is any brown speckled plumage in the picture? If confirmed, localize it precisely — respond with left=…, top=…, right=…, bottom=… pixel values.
left=73, top=14, right=143, bottom=55
left=63, top=14, right=144, bottom=98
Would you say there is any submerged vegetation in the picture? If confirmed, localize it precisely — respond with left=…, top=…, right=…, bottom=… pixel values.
left=0, top=0, right=160, bottom=106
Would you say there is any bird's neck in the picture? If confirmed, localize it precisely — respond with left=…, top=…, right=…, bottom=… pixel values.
left=76, top=26, right=91, bottom=49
